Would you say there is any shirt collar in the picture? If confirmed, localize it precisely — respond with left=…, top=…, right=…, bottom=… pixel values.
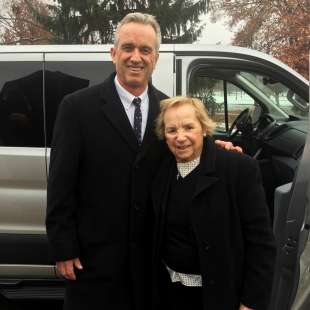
left=114, top=76, right=148, bottom=111
left=177, top=156, right=201, bottom=178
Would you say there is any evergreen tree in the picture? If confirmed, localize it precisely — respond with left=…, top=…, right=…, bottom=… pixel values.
left=25, top=0, right=209, bottom=44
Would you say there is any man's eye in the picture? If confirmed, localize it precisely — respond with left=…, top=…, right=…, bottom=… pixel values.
left=122, top=45, right=133, bottom=51
left=141, top=47, right=151, bottom=54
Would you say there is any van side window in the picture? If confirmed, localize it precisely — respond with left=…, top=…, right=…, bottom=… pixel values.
left=45, top=61, right=114, bottom=147
left=0, top=62, right=44, bottom=147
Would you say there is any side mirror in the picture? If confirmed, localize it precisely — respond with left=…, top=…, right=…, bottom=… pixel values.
left=287, top=90, right=309, bottom=112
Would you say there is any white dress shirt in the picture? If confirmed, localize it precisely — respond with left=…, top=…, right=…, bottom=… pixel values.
left=114, top=76, right=149, bottom=140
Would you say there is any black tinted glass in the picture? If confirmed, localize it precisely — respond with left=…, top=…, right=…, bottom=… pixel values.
left=0, top=61, right=44, bottom=147
left=45, top=61, right=114, bottom=146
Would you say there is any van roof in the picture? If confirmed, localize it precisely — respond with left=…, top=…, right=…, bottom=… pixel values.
left=0, top=43, right=285, bottom=56
left=0, top=43, right=281, bottom=55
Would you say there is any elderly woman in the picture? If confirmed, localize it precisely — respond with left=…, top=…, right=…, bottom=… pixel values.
left=151, top=97, right=276, bottom=310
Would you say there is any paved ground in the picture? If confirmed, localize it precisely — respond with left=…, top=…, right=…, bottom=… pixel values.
left=14, top=300, right=63, bottom=310
left=0, top=297, right=63, bottom=310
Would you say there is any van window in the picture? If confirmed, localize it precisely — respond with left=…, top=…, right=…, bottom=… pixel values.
left=189, top=74, right=255, bottom=131
left=238, top=71, right=309, bottom=119
left=0, top=62, right=44, bottom=147
left=45, top=61, right=114, bottom=146
left=188, top=66, right=308, bottom=133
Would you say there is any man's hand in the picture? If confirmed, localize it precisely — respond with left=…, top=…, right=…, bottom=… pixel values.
left=56, top=258, right=83, bottom=280
left=215, top=139, right=243, bottom=153
left=239, top=304, right=254, bottom=310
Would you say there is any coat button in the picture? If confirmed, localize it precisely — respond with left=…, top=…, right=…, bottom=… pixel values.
left=204, top=243, right=211, bottom=251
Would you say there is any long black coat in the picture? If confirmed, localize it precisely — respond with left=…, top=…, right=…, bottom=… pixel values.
left=152, top=138, right=276, bottom=310
left=46, top=73, right=167, bottom=310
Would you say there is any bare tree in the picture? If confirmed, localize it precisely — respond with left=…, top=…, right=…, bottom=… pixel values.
left=0, top=0, right=53, bottom=44
left=210, top=0, right=309, bottom=78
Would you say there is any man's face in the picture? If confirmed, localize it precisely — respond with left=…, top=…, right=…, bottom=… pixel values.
left=110, top=22, right=159, bottom=96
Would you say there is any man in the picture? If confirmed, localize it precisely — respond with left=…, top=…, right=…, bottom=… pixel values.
left=46, top=12, right=240, bottom=310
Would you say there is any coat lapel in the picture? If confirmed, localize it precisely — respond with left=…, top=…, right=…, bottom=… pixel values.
left=193, top=138, right=219, bottom=199
left=152, top=155, right=175, bottom=217
left=99, top=73, right=139, bottom=153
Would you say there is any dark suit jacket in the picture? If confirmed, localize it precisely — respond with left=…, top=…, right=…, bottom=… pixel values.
left=46, top=73, right=167, bottom=310
left=152, top=137, right=276, bottom=310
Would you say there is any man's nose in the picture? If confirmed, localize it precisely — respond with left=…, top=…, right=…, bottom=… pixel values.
left=131, top=48, right=142, bottom=62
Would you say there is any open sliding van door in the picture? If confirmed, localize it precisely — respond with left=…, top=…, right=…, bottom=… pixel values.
left=271, top=113, right=310, bottom=309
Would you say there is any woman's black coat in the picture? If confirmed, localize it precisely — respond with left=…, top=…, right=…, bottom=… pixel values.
left=152, top=138, right=276, bottom=310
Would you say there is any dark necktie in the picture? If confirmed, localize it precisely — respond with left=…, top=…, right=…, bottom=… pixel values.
left=132, top=97, right=142, bottom=144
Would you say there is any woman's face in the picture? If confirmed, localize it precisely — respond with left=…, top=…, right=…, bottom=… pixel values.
left=164, top=103, right=204, bottom=163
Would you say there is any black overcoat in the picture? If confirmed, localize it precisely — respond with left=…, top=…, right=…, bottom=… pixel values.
left=46, top=73, right=167, bottom=310
left=152, top=138, right=276, bottom=310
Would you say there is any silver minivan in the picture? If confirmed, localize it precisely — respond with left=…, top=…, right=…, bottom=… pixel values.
left=0, top=44, right=308, bottom=309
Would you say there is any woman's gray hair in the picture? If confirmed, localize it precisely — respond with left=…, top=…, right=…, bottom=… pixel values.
left=114, top=12, right=161, bottom=52
left=155, top=96, right=216, bottom=139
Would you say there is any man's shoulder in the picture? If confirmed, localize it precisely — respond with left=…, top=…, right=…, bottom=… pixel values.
left=64, top=82, right=105, bottom=102
left=56, top=83, right=107, bottom=117
left=149, top=84, right=169, bottom=101
left=63, top=73, right=115, bottom=103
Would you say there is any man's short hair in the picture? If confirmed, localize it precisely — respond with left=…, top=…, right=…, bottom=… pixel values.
left=114, top=12, right=161, bottom=51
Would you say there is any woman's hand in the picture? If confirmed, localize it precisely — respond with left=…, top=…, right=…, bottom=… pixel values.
left=239, top=304, right=254, bottom=310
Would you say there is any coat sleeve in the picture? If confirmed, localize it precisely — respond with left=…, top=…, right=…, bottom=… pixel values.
left=237, top=157, right=276, bottom=310
left=46, top=95, right=81, bottom=262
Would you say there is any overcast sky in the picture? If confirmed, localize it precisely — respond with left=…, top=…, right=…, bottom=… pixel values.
left=0, top=1, right=233, bottom=45
left=199, top=14, right=233, bottom=45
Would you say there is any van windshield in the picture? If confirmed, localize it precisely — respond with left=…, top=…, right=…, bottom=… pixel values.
left=238, top=71, right=309, bottom=120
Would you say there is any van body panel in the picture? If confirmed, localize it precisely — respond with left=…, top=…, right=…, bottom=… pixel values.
left=0, top=147, right=46, bottom=235
left=152, top=52, right=174, bottom=97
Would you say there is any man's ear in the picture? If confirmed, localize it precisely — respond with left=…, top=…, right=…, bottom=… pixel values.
left=155, top=52, right=159, bottom=64
left=110, top=47, right=116, bottom=64
left=153, top=52, right=159, bottom=69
